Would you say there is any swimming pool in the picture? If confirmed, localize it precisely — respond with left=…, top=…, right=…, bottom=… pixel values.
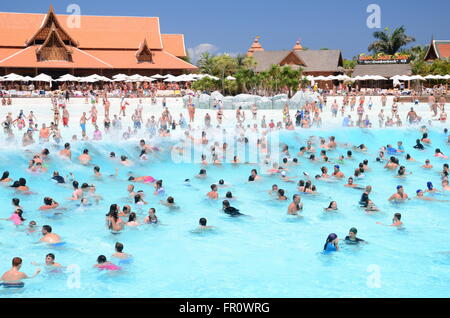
left=1, top=126, right=450, bottom=298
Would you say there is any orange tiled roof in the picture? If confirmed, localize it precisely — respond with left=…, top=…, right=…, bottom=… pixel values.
left=85, top=49, right=197, bottom=70
left=436, top=43, right=450, bottom=59
left=0, top=46, right=114, bottom=69
left=0, top=12, right=163, bottom=50
left=0, top=46, right=197, bottom=70
left=161, top=34, right=187, bottom=58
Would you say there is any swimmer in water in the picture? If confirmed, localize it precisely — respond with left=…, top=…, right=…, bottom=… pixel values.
left=94, top=255, right=121, bottom=271
left=332, top=165, right=345, bottom=179
left=377, top=213, right=403, bottom=228
left=93, top=166, right=101, bottom=177
left=126, top=213, right=140, bottom=227
left=160, top=196, right=179, bottom=209
left=0, top=171, right=13, bottom=184
left=39, top=225, right=62, bottom=244
left=59, top=143, right=71, bottom=159
left=39, top=197, right=60, bottom=210
left=364, top=200, right=380, bottom=213
left=128, top=176, right=156, bottom=184
left=120, top=155, right=133, bottom=166
left=442, top=179, right=450, bottom=192
left=68, top=181, right=83, bottom=201
left=287, top=194, right=303, bottom=215
left=324, top=201, right=338, bottom=212
left=196, top=169, right=207, bottom=179
left=359, top=186, right=372, bottom=208
left=0, top=208, right=26, bottom=226
left=106, top=205, right=124, bottom=233
left=280, top=170, right=297, bottom=183
left=388, top=185, right=409, bottom=202
left=248, top=169, right=261, bottom=182
left=1, top=257, right=40, bottom=287
left=435, top=148, right=448, bottom=159
left=32, top=253, right=63, bottom=272
left=425, top=181, right=439, bottom=193
left=268, top=184, right=279, bottom=196
left=223, top=200, right=244, bottom=217
left=207, top=184, right=219, bottom=200
left=416, top=190, right=449, bottom=202
left=127, top=185, right=136, bottom=198
left=323, top=233, right=339, bottom=252
left=112, top=242, right=132, bottom=261
left=144, top=208, right=158, bottom=224
left=277, top=189, right=288, bottom=201
left=344, top=177, right=364, bottom=189
left=134, top=192, right=148, bottom=205
left=78, top=149, right=91, bottom=165
left=344, top=228, right=366, bottom=245
left=422, top=160, right=433, bottom=169
left=197, top=218, right=214, bottom=230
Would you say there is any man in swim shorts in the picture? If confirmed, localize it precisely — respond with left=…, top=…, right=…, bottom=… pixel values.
left=40, top=225, right=62, bottom=244
left=1, top=257, right=40, bottom=287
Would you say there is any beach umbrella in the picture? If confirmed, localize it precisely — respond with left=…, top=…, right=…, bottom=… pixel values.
left=370, top=75, right=388, bottom=80
left=313, top=76, right=328, bottom=81
left=3, top=73, right=25, bottom=81
left=32, top=73, right=53, bottom=82
left=203, top=74, right=220, bottom=80
left=444, top=75, right=450, bottom=80
left=141, top=76, right=156, bottom=82
left=98, top=76, right=112, bottom=82
left=177, top=74, right=197, bottom=82
left=390, top=75, right=410, bottom=81
left=409, top=75, right=426, bottom=81
left=151, top=74, right=167, bottom=79
left=78, top=76, right=96, bottom=83
left=112, top=74, right=129, bottom=82
left=112, top=73, right=128, bottom=79
left=81, top=74, right=110, bottom=82
left=128, top=74, right=145, bottom=82
left=335, top=75, right=351, bottom=81
left=56, top=74, right=80, bottom=82
left=424, top=75, right=438, bottom=80
left=21, top=76, right=34, bottom=82
left=163, top=74, right=179, bottom=82
left=226, top=76, right=236, bottom=81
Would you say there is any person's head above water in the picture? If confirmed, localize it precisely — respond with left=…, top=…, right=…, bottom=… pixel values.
left=324, top=233, right=338, bottom=250
left=42, top=225, right=52, bottom=234
left=12, top=257, right=22, bottom=268
left=199, top=218, right=207, bottom=226
left=97, top=255, right=107, bottom=264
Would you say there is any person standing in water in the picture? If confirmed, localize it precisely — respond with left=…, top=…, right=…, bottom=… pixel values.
left=1, top=257, right=40, bottom=288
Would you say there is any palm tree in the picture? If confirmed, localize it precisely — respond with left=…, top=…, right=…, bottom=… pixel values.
left=197, top=52, right=215, bottom=75
left=368, top=26, right=415, bottom=55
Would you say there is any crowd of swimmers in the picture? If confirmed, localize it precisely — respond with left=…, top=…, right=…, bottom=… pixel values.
left=0, top=93, right=449, bottom=290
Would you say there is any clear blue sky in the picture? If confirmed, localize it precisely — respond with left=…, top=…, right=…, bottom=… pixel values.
left=2, top=0, right=450, bottom=61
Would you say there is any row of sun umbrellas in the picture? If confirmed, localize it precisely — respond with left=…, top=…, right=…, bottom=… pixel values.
left=307, top=74, right=450, bottom=82
left=0, top=73, right=223, bottom=83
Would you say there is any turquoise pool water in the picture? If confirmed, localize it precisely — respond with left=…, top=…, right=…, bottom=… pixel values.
left=1, top=127, right=450, bottom=298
